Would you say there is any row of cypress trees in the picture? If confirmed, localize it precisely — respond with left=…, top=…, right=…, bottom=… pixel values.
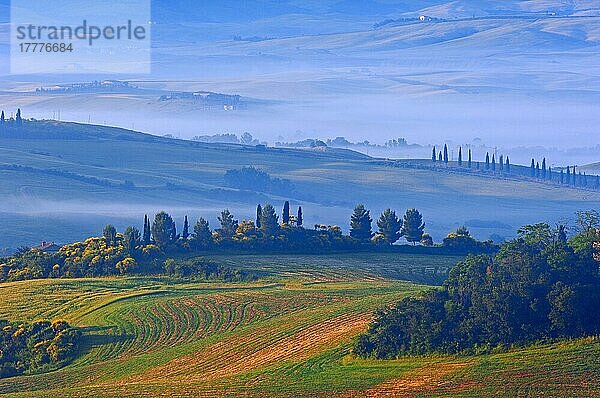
left=0, top=109, right=23, bottom=126
left=431, top=144, right=511, bottom=172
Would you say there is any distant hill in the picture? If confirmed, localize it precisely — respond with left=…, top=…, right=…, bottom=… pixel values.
left=0, top=120, right=599, bottom=249
left=581, top=162, right=600, bottom=175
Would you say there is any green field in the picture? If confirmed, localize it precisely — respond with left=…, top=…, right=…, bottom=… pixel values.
left=0, top=252, right=598, bottom=397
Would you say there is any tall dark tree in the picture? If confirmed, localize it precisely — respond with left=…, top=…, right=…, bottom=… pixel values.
left=566, top=166, right=571, bottom=184
left=182, top=216, right=189, bottom=240
left=192, top=218, right=212, bottom=248
left=260, top=204, right=279, bottom=236
left=376, top=209, right=402, bottom=244
left=573, top=166, right=577, bottom=186
left=152, top=211, right=176, bottom=247
left=485, top=153, right=490, bottom=170
left=443, top=144, right=449, bottom=163
left=350, top=204, right=373, bottom=242
left=0, top=111, right=4, bottom=123
left=458, top=147, right=462, bottom=166
left=401, top=209, right=425, bottom=245
left=123, top=226, right=141, bottom=255
left=218, top=209, right=238, bottom=238
left=560, top=169, right=564, bottom=184
left=282, top=201, right=290, bottom=224
left=432, top=146, right=437, bottom=162
left=491, top=154, right=496, bottom=172
left=297, top=206, right=303, bottom=226
left=256, top=204, right=262, bottom=229
left=468, top=149, right=472, bottom=168
left=15, top=108, right=22, bottom=125
left=531, top=159, right=536, bottom=177
left=548, top=167, right=552, bottom=181
left=103, top=224, right=117, bottom=246
left=541, top=158, right=547, bottom=179
left=143, top=214, right=151, bottom=244
left=505, top=156, right=510, bottom=173
left=536, top=162, right=540, bottom=178
left=438, top=152, right=443, bottom=162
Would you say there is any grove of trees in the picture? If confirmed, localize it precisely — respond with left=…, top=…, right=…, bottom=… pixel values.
left=355, top=213, right=600, bottom=357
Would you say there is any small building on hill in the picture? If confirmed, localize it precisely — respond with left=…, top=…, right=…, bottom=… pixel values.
left=33, top=241, right=61, bottom=253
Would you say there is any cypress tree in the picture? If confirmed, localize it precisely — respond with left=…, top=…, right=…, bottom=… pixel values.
left=260, top=204, right=279, bottom=236
left=282, top=201, right=290, bottom=224
left=560, top=169, right=564, bottom=184
left=297, top=206, right=303, bottom=226
left=573, top=166, right=577, bottom=186
left=256, top=204, right=262, bottom=229
left=143, top=214, right=151, bottom=244
left=566, top=166, right=571, bottom=184
left=499, top=155, right=504, bottom=172
left=530, top=159, right=535, bottom=177
left=400, top=209, right=425, bottom=245
left=491, top=154, right=496, bottom=172
left=432, top=146, right=436, bottom=162
left=485, top=153, right=490, bottom=170
left=536, top=162, right=540, bottom=178
left=443, top=144, right=448, bottom=163
left=0, top=111, right=4, bottom=123
left=458, top=147, right=462, bottom=166
left=350, top=204, right=373, bottom=242
left=182, top=215, right=189, bottom=240
left=541, top=158, right=546, bottom=179
left=15, top=108, right=22, bottom=125
left=376, top=209, right=402, bottom=244
left=505, top=156, right=510, bottom=173
left=438, top=152, right=443, bottom=162
left=468, top=149, right=472, bottom=168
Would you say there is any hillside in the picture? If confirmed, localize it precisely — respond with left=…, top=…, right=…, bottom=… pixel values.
left=0, top=120, right=599, bottom=249
left=0, top=254, right=597, bottom=397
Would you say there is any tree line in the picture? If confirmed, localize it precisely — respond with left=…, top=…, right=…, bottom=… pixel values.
left=355, top=211, right=600, bottom=357
left=0, top=202, right=495, bottom=282
left=431, top=144, right=600, bottom=190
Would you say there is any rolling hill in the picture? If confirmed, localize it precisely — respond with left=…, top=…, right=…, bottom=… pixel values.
left=0, top=120, right=598, bottom=250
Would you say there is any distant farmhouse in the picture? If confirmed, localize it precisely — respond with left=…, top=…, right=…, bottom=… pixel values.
left=33, top=241, right=61, bottom=253
left=159, top=91, right=242, bottom=110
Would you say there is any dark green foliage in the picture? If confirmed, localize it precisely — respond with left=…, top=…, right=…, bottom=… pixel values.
left=297, top=206, right=303, bottom=226
left=491, top=154, right=496, bottom=172
left=192, top=217, right=212, bottom=249
left=499, top=155, right=503, bottom=172
left=15, top=108, right=22, bottom=125
left=0, top=319, right=80, bottom=378
left=163, top=257, right=250, bottom=281
left=468, top=149, right=472, bottom=168
left=217, top=209, right=238, bottom=238
left=152, top=211, right=176, bottom=247
left=182, top=216, right=189, bottom=241
left=531, top=159, right=536, bottom=177
left=103, top=224, right=117, bottom=246
left=0, top=111, right=4, bottom=123
left=350, top=204, right=373, bottom=242
left=442, top=226, right=495, bottom=253
left=356, top=223, right=600, bottom=357
left=458, top=147, right=462, bottom=166
left=432, top=146, right=436, bottom=162
left=401, top=209, right=425, bottom=245
left=542, top=158, right=547, bottom=179
left=143, top=214, right=151, bottom=244
left=376, top=209, right=402, bottom=244
left=443, top=144, right=449, bottom=163
left=224, top=166, right=293, bottom=194
left=259, top=204, right=279, bottom=236
left=256, top=204, right=262, bottom=229
left=123, top=226, right=141, bottom=255
left=485, top=153, right=490, bottom=169
left=438, top=152, right=443, bottom=162
left=282, top=201, right=290, bottom=224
